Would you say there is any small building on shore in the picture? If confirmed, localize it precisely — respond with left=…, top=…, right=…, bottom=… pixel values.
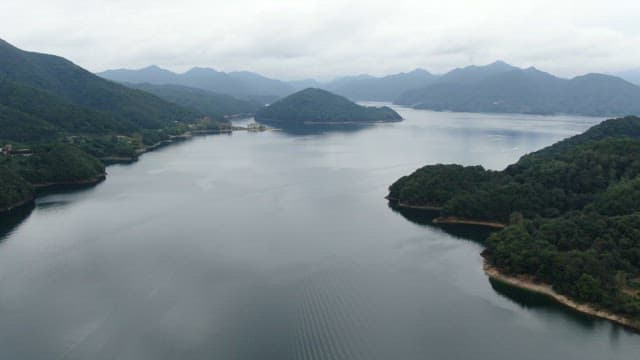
left=247, top=123, right=267, bottom=132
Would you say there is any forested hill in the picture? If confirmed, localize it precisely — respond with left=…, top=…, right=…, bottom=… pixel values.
left=0, top=39, right=231, bottom=158
left=0, top=144, right=106, bottom=212
left=0, top=39, right=228, bottom=215
left=125, top=83, right=263, bottom=119
left=0, top=79, right=132, bottom=142
left=255, top=88, right=402, bottom=126
left=388, top=116, right=640, bottom=322
left=98, top=66, right=294, bottom=98
left=0, top=39, right=198, bottom=130
left=515, top=115, right=640, bottom=160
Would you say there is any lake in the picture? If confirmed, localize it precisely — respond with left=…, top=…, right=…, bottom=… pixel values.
left=0, top=107, right=638, bottom=359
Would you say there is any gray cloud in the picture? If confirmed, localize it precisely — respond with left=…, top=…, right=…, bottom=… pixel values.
left=2, top=0, right=639, bottom=80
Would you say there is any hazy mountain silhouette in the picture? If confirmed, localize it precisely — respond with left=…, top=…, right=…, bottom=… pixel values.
left=98, top=58, right=640, bottom=117
left=614, top=69, right=640, bottom=86
left=98, top=65, right=178, bottom=84
left=436, top=60, right=518, bottom=84
left=326, top=69, right=438, bottom=101
left=125, top=83, right=263, bottom=118
left=395, top=62, right=640, bottom=116
left=98, top=66, right=295, bottom=98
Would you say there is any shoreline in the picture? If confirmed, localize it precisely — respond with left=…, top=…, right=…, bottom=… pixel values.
left=33, top=173, right=107, bottom=191
left=433, top=216, right=506, bottom=228
left=2, top=126, right=242, bottom=217
left=101, top=128, right=234, bottom=164
left=388, top=196, right=639, bottom=331
left=1, top=175, right=107, bottom=216
left=0, top=196, right=35, bottom=215
left=255, top=117, right=403, bottom=127
left=483, top=260, right=640, bottom=332
left=387, top=198, right=505, bottom=228
left=385, top=197, right=443, bottom=211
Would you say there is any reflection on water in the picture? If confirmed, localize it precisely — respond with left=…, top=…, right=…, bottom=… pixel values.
left=387, top=203, right=496, bottom=244
left=0, top=204, right=33, bottom=241
left=488, top=278, right=600, bottom=329
left=259, top=121, right=377, bottom=135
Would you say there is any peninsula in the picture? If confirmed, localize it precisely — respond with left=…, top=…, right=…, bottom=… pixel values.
left=388, top=116, right=640, bottom=329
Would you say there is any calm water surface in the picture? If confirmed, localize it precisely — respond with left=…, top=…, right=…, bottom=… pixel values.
left=0, top=107, right=638, bottom=359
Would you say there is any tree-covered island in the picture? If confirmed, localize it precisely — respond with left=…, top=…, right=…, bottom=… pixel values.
left=255, top=88, right=401, bottom=131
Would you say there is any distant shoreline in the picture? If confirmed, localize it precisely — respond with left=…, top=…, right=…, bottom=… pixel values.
left=1, top=126, right=253, bottom=217
left=483, top=260, right=640, bottom=332
left=101, top=128, right=234, bottom=164
left=255, top=117, right=403, bottom=127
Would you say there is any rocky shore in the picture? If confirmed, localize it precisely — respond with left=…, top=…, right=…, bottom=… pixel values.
left=483, top=260, right=640, bottom=332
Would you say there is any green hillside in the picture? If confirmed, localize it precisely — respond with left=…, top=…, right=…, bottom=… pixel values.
left=0, top=39, right=230, bottom=214
left=255, top=88, right=401, bottom=127
left=0, top=39, right=198, bottom=129
left=126, top=83, right=262, bottom=119
left=388, top=116, right=640, bottom=321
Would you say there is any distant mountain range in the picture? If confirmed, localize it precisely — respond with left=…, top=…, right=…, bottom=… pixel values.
left=99, top=61, right=640, bottom=117
left=98, top=66, right=295, bottom=99
left=324, top=69, right=438, bottom=101
left=395, top=61, right=640, bottom=116
left=615, top=69, right=640, bottom=86
left=125, top=83, right=262, bottom=119
left=98, top=66, right=438, bottom=103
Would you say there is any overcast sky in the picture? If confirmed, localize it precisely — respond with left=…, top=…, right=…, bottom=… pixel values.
left=1, top=0, right=639, bottom=80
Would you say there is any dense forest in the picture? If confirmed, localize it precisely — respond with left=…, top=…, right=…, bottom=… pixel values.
left=7, top=144, right=105, bottom=185
left=0, top=40, right=199, bottom=130
left=0, top=39, right=236, bottom=214
left=0, top=144, right=106, bottom=210
left=255, top=88, right=402, bottom=128
left=0, top=40, right=232, bottom=152
left=0, top=39, right=234, bottom=155
left=389, top=116, right=640, bottom=321
left=0, top=161, right=33, bottom=212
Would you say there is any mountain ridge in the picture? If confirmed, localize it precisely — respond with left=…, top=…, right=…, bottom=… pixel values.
left=395, top=64, right=640, bottom=116
left=0, top=39, right=198, bottom=130
left=98, top=65, right=295, bottom=98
